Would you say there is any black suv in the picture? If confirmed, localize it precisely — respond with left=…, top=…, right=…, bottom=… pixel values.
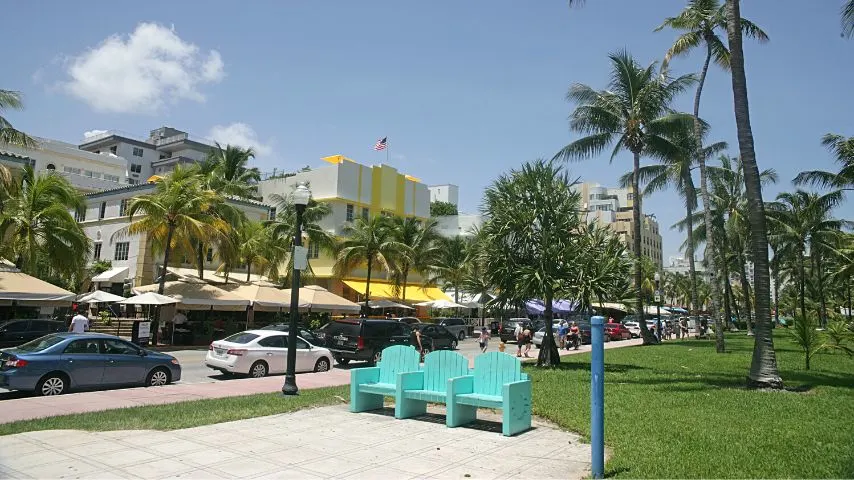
left=323, top=318, right=412, bottom=366
left=0, top=319, right=66, bottom=348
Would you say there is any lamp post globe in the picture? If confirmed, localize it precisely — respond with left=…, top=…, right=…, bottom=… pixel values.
left=283, top=183, right=311, bottom=396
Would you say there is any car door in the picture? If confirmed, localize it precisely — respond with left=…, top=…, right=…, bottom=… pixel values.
left=100, top=339, right=147, bottom=385
left=294, top=337, right=315, bottom=372
left=390, top=323, right=412, bottom=347
left=256, top=335, right=287, bottom=374
left=434, top=326, right=453, bottom=349
left=60, top=339, right=106, bottom=387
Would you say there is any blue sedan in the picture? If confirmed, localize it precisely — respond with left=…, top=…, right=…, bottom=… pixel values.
left=0, top=333, right=181, bottom=396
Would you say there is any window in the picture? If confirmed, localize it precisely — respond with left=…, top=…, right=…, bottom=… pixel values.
left=258, top=335, right=286, bottom=348
left=110, top=145, right=118, bottom=155
left=64, top=339, right=100, bottom=355
left=346, top=204, right=354, bottom=222
left=3, top=321, right=29, bottom=333
left=222, top=332, right=260, bottom=344
left=75, top=208, right=86, bottom=222
left=308, top=241, right=320, bottom=259
left=99, top=201, right=107, bottom=219
left=130, top=164, right=142, bottom=174
left=101, top=339, right=140, bottom=355
left=127, top=178, right=138, bottom=185
left=362, top=207, right=369, bottom=220
left=93, top=243, right=102, bottom=261
left=627, top=193, right=634, bottom=200
left=132, top=147, right=144, bottom=157
left=115, top=242, right=130, bottom=261
left=119, top=199, right=129, bottom=216
left=295, top=338, right=310, bottom=350
left=64, top=166, right=81, bottom=175
left=105, top=174, right=120, bottom=183
left=206, top=248, right=214, bottom=262
left=46, top=163, right=55, bottom=171
left=84, top=170, right=94, bottom=178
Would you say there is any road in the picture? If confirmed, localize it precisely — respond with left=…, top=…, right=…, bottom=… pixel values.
left=0, top=336, right=636, bottom=400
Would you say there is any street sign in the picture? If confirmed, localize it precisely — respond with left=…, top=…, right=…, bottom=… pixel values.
left=293, top=246, right=308, bottom=270
left=654, top=294, right=661, bottom=303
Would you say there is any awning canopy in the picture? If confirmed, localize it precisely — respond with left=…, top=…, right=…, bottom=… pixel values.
left=92, top=267, right=129, bottom=283
left=116, top=292, right=178, bottom=306
left=415, top=299, right=467, bottom=309
left=0, top=268, right=76, bottom=306
left=133, top=281, right=250, bottom=311
left=367, top=299, right=413, bottom=310
left=283, top=285, right=362, bottom=313
left=343, top=280, right=450, bottom=303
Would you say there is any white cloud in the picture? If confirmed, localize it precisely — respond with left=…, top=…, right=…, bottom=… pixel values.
left=208, top=123, right=273, bottom=156
left=62, top=23, right=224, bottom=114
left=83, top=129, right=108, bottom=139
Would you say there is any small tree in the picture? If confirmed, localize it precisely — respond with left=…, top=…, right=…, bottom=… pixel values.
left=430, top=201, right=458, bottom=217
left=789, top=314, right=822, bottom=370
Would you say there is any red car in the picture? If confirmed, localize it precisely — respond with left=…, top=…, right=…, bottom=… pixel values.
left=604, top=323, right=632, bottom=341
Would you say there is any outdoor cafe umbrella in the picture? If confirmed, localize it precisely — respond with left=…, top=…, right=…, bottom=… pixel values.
left=115, top=292, right=180, bottom=343
left=77, top=290, right=125, bottom=303
left=415, top=299, right=467, bottom=309
left=282, top=285, right=362, bottom=313
left=367, top=299, right=413, bottom=310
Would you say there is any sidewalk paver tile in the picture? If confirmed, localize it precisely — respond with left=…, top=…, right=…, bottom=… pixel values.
left=205, top=457, right=282, bottom=478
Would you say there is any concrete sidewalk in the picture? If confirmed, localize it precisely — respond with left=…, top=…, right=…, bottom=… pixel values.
left=0, top=404, right=593, bottom=479
left=0, top=338, right=642, bottom=425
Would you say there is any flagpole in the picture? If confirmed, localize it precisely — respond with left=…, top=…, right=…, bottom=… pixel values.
left=386, top=139, right=389, bottom=164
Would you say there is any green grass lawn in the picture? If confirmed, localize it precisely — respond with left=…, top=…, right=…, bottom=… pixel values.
left=528, top=333, right=854, bottom=478
left=0, top=385, right=350, bottom=436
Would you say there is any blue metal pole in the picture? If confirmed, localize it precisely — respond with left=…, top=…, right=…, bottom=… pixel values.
left=590, top=315, right=605, bottom=478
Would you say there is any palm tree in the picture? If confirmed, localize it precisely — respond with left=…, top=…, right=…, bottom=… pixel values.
left=622, top=126, right=727, bottom=329
left=722, top=0, right=781, bottom=388
left=657, top=0, right=767, bottom=352
left=121, top=166, right=227, bottom=294
left=555, top=50, right=695, bottom=344
left=266, top=194, right=334, bottom=285
left=0, top=166, right=89, bottom=283
left=334, top=215, right=403, bottom=313
left=461, top=230, right=494, bottom=327
left=844, top=0, right=854, bottom=37
left=794, top=133, right=854, bottom=194
left=235, top=221, right=271, bottom=283
left=767, top=190, right=847, bottom=327
left=0, top=90, right=38, bottom=148
left=389, top=217, right=442, bottom=302
left=571, top=222, right=633, bottom=316
left=201, top=143, right=261, bottom=200
left=480, top=160, right=585, bottom=366
left=431, top=236, right=471, bottom=304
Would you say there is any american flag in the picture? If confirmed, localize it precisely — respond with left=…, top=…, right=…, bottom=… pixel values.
left=373, top=137, right=387, bottom=151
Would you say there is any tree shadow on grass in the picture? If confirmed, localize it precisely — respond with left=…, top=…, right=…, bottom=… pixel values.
left=538, top=362, right=648, bottom=374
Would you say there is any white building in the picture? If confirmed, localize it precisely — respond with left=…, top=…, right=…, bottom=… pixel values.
left=429, top=184, right=459, bottom=206
left=78, top=127, right=214, bottom=185
left=434, top=214, right=484, bottom=238
left=664, top=255, right=710, bottom=279
left=79, top=183, right=270, bottom=293
left=1, top=138, right=127, bottom=192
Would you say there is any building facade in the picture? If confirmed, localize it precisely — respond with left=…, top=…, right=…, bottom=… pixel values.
left=428, top=184, right=459, bottom=206
left=574, top=182, right=663, bottom=269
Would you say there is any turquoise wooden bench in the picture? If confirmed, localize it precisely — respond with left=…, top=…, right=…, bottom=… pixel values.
left=447, top=352, right=531, bottom=436
left=350, top=345, right=421, bottom=417
left=396, top=350, right=470, bottom=419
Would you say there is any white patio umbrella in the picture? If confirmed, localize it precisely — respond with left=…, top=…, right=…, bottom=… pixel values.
left=116, top=292, right=178, bottom=305
left=367, top=299, right=413, bottom=310
left=415, top=299, right=467, bottom=309
left=78, top=290, right=125, bottom=303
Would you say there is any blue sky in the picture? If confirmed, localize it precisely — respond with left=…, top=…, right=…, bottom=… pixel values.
left=5, top=0, right=853, bottom=261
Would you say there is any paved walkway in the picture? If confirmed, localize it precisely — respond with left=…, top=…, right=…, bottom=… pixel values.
left=0, top=404, right=593, bottom=479
left=0, top=338, right=642, bottom=425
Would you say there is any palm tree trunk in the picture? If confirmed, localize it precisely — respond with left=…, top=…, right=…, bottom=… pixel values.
left=246, top=263, right=251, bottom=283
left=696, top=36, right=725, bottom=353
left=723, top=274, right=734, bottom=330
left=799, top=250, right=807, bottom=321
left=364, top=258, right=373, bottom=314
left=197, top=241, right=205, bottom=280
left=773, top=266, right=780, bottom=325
left=726, top=0, right=782, bottom=388
left=401, top=267, right=409, bottom=302
left=633, top=151, right=654, bottom=344
left=537, top=287, right=560, bottom=367
left=159, top=225, right=175, bottom=295
left=685, top=202, right=699, bottom=322
left=815, top=250, right=828, bottom=328
left=847, top=278, right=852, bottom=323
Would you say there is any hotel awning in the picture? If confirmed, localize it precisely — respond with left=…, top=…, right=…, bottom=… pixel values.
left=0, top=267, right=76, bottom=306
left=134, top=280, right=250, bottom=311
left=92, top=267, right=129, bottom=283
left=343, top=280, right=451, bottom=303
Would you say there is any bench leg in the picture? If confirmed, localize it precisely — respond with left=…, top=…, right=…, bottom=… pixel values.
left=447, top=401, right=477, bottom=428
left=395, top=396, right=427, bottom=419
left=350, top=388, right=384, bottom=413
left=502, top=382, right=532, bottom=436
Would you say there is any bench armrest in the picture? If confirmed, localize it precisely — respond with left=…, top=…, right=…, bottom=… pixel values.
left=503, top=379, right=532, bottom=399
left=448, top=375, right=474, bottom=396
left=396, top=370, right=424, bottom=394
left=351, top=366, right=380, bottom=386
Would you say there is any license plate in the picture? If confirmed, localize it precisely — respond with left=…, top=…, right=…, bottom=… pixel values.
left=215, top=348, right=226, bottom=357
left=337, top=339, right=344, bottom=345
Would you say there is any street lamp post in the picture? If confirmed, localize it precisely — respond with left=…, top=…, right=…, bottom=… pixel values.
left=282, top=184, right=311, bottom=396
left=655, top=272, right=664, bottom=342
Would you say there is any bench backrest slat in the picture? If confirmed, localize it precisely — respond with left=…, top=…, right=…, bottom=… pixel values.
left=423, top=350, right=469, bottom=392
left=378, top=345, right=421, bottom=384
left=473, top=353, right=524, bottom=396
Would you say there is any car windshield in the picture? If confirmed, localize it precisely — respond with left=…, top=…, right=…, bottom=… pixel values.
left=222, top=332, right=260, bottom=344
left=13, top=334, right=66, bottom=353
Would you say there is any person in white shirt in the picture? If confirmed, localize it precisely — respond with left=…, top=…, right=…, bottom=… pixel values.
left=69, top=308, right=89, bottom=333
left=172, top=311, right=188, bottom=326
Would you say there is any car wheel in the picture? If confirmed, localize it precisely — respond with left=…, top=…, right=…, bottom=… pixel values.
left=334, top=356, right=350, bottom=366
left=450, top=340, right=458, bottom=350
left=314, top=357, right=331, bottom=373
left=249, top=361, right=268, bottom=378
left=369, top=350, right=382, bottom=366
left=37, top=373, right=68, bottom=396
left=458, top=331, right=465, bottom=341
left=146, top=367, right=171, bottom=387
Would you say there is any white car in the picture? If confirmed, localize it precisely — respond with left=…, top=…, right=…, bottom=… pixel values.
left=533, top=326, right=560, bottom=347
left=205, top=330, right=333, bottom=378
left=623, top=321, right=641, bottom=338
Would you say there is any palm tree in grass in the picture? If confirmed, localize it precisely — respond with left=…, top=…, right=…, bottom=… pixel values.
left=389, top=216, right=442, bottom=302
left=461, top=230, right=494, bottom=326
left=794, top=133, right=854, bottom=195
left=266, top=194, right=334, bottom=286
left=334, top=215, right=403, bottom=313
left=0, top=89, right=38, bottom=148
left=554, top=50, right=695, bottom=344
left=656, top=0, right=767, bottom=352
left=621, top=126, right=727, bottom=335
left=0, top=165, right=89, bottom=283
left=121, top=166, right=227, bottom=294
left=571, top=222, right=633, bottom=319
left=430, top=236, right=472, bottom=304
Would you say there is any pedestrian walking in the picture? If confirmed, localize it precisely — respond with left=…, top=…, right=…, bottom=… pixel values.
left=478, top=326, right=490, bottom=353
left=523, top=325, right=533, bottom=358
left=514, top=322, right=525, bottom=357
left=558, top=320, right=568, bottom=349
left=69, top=306, right=89, bottom=333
